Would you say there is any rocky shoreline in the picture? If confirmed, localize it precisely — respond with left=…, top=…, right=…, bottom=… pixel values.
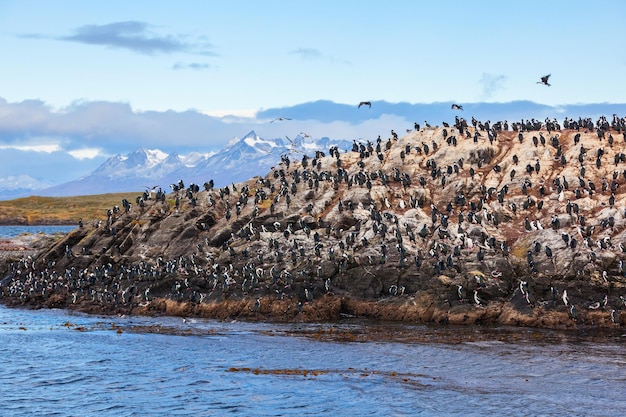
left=0, top=233, right=60, bottom=262
left=2, top=118, right=626, bottom=330
left=0, top=277, right=618, bottom=330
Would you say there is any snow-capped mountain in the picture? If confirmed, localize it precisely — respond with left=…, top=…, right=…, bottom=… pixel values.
left=0, top=175, right=55, bottom=200
left=181, top=131, right=288, bottom=185
left=27, top=131, right=354, bottom=197
left=83, top=147, right=174, bottom=180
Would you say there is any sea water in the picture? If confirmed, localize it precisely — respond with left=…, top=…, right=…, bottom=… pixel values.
left=0, top=305, right=624, bottom=416
left=0, top=225, right=75, bottom=237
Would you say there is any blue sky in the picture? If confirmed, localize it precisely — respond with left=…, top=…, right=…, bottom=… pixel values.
left=0, top=0, right=625, bottom=185
left=3, top=0, right=625, bottom=112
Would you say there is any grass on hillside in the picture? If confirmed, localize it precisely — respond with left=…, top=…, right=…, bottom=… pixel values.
left=0, top=192, right=142, bottom=225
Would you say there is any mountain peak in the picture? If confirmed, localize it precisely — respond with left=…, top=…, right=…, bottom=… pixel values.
left=226, top=130, right=257, bottom=148
left=242, top=130, right=257, bottom=139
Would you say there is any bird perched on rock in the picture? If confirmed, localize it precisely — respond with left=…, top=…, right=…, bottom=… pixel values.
left=457, top=285, right=466, bottom=301
left=473, top=289, right=482, bottom=306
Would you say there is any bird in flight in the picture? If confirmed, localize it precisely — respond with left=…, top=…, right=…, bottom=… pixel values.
left=358, top=101, right=371, bottom=109
left=451, top=104, right=463, bottom=110
left=537, top=74, right=551, bottom=86
left=270, top=117, right=292, bottom=123
left=283, top=136, right=304, bottom=154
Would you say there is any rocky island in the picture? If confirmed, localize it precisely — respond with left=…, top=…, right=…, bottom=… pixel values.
left=2, top=115, right=626, bottom=329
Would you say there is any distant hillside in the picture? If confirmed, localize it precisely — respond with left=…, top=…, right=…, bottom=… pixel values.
left=0, top=193, right=140, bottom=225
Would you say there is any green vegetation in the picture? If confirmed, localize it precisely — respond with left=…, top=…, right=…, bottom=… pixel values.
left=0, top=192, right=141, bottom=225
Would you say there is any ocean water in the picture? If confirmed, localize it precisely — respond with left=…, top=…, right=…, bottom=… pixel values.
left=0, top=305, right=624, bottom=416
left=0, top=225, right=75, bottom=237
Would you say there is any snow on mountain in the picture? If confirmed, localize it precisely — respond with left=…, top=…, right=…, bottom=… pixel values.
left=26, top=131, right=354, bottom=198
left=181, top=131, right=285, bottom=186
left=0, top=174, right=54, bottom=190
left=145, top=149, right=168, bottom=167
left=73, top=148, right=181, bottom=182
left=180, top=151, right=214, bottom=167
left=0, top=175, right=56, bottom=200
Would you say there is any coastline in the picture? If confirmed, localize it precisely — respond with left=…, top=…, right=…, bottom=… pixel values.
left=1, top=291, right=620, bottom=331
left=0, top=220, right=77, bottom=226
left=0, top=233, right=61, bottom=260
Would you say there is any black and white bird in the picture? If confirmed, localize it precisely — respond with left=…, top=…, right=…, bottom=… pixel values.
left=457, top=285, right=466, bottom=301
left=473, top=289, right=482, bottom=306
left=537, top=74, right=551, bottom=86
left=270, top=117, right=292, bottom=123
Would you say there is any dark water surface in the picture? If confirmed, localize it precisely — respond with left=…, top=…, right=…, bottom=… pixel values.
left=1, top=305, right=624, bottom=416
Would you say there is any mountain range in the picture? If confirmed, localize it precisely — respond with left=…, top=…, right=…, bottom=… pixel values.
left=0, top=175, right=56, bottom=200
left=20, top=131, right=354, bottom=198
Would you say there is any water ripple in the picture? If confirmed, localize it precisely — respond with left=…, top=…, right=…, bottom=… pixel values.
left=1, top=305, right=625, bottom=416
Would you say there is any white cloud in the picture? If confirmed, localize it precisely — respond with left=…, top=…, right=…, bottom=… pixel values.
left=0, top=144, right=61, bottom=153
left=203, top=109, right=258, bottom=118
left=67, top=148, right=102, bottom=160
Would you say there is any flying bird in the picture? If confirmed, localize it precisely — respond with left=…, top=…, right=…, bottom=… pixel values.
left=451, top=104, right=463, bottom=110
left=284, top=136, right=305, bottom=154
left=270, top=117, right=292, bottom=123
left=358, top=101, right=372, bottom=109
left=537, top=74, right=551, bottom=86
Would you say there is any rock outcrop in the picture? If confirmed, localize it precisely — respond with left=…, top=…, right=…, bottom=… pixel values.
left=2, top=116, right=626, bottom=329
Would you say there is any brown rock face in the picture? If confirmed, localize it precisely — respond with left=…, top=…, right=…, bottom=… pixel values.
left=2, top=116, right=626, bottom=329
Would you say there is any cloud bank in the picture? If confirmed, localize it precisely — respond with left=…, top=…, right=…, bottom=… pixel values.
left=59, top=21, right=216, bottom=56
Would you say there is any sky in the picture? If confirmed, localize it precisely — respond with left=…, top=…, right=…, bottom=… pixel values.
left=0, top=0, right=625, bottom=185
